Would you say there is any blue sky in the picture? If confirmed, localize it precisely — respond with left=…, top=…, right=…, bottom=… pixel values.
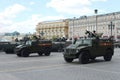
left=0, top=0, right=120, bottom=34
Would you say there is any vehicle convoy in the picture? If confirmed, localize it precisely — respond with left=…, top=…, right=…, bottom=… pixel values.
left=63, top=31, right=114, bottom=64
left=15, top=40, right=52, bottom=57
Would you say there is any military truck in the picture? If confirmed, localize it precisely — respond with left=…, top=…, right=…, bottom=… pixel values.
left=15, top=40, right=52, bottom=57
left=63, top=31, right=114, bottom=64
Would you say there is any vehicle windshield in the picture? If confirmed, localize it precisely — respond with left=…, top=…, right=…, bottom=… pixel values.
left=25, top=40, right=32, bottom=45
left=75, top=39, right=91, bottom=46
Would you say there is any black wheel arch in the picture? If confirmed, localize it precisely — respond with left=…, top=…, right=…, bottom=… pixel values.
left=20, top=48, right=29, bottom=53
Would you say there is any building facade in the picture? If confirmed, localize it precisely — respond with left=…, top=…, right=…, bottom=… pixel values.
left=36, top=11, right=120, bottom=41
left=36, top=19, right=69, bottom=39
left=69, top=12, right=120, bottom=41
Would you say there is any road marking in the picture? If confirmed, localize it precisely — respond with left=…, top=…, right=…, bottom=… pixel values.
left=80, top=65, right=120, bottom=74
left=0, top=59, right=120, bottom=75
left=1, top=62, right=120, bottom=75
left=0, top=57, right=62, bottom=64
left=0, top=64, right=68, bottom=73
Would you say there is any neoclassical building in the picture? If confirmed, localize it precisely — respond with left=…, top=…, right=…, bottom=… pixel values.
left=69, top=12, right=120, bottom=40
left=36, top=19, right=69, bottom=39
left=36, top=11, right=120, bottom=41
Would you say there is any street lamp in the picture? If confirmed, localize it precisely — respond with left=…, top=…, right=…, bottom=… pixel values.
left=40, top=30, right=44, bottom=39
left=84, top=16, right=88, bottom=30
left=108, top=21, right=115, bottom=39
left=72, top=17, right=76, bottom=44
left=94, top=9, right=98, bottom=32
left=112, top=13, right=117, bottom=40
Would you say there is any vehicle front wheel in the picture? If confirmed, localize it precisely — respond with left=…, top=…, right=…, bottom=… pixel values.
left=16, top=53, right=22, bottom=57
left=104, top=50, right=113, bottom=61
left=44, top=52, right=51, bottom=56
left=64, top=57, right=73, bottom=63
left=38, top=52, right=43, bottom=56
left=79, top=52, right=89, bottom=64
left=21, top=50, right=29, bottom=57
left=4, top=49, right=11, bottom=54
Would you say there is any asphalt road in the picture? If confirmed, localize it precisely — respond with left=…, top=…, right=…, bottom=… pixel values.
left=0, top=48, right=120, bottom=80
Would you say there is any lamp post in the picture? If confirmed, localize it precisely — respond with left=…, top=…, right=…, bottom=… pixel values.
left=84, top=16, right=88, bottom=30
left=108, top=21, right=115, bottom=38
left=112, top=13, right=117, bottom=40
left=72, top=17, right=76, bottom=44
left=40, top=30, right=44, bottom=39
left=94, top=9, right=98, bottom=32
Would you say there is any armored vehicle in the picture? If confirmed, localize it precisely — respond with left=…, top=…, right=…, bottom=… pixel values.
left=52, top=41, right=65, bottom=52
left=0, top=41, right=10, bottom=51
left=15, top=40, right=52, bottom=57
left=63, top=38, right=114, bottom=64
left=51, top=40, right=72, bottom=52
left=114, top=41, right=120, bottom=48
left=3, top=42, right=21, bottom=54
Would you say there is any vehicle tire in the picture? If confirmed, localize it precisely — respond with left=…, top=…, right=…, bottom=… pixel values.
left=104, top=50, right=113, bottom=61
left=4, top=49, right=9, bottom=54
left=79, top=52, right=89, bottom=64
left=5, top=51, right=10, bottom=54
left=4, top=50, right=9, bottom=54
left=38, top=52, right=43, bottom=56
left=21, top=49, right=29, bottom=57
left=44, top=52, right=51, bottom=56
left=5, top=49, right=14, bottom=54
left=64, top=57, right=73, bottom=63
left=16, top=53, right=22, bottom=57
left=118, top=46, right=120, bottom=48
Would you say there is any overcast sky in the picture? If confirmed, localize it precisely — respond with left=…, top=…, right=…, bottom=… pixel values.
left=0, top=0, right=119, bottom=34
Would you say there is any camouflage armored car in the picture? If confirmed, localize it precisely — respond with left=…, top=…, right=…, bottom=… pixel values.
left=0, top=41, right=10, bottom=51
left=3, top=42, right=21, bottom=54
left=15, top=40, right=52, bottom=57
left=63, top=38, right=114, bottom=64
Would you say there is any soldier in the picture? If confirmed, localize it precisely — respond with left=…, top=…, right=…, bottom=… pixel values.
left=92, top=30, right=100, bottom=39
left=15, top=38, right=19, bottom=42
left=92, top=30, right=97, bottom=37
left=85, top=30, right=93, bottom=38
left=85, top=30, right=99, bottom=39
left=73, top=38, right=77, bottom=44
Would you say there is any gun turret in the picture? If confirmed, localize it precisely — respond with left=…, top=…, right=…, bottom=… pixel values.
left=85, top=30, right=103, bottom=39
